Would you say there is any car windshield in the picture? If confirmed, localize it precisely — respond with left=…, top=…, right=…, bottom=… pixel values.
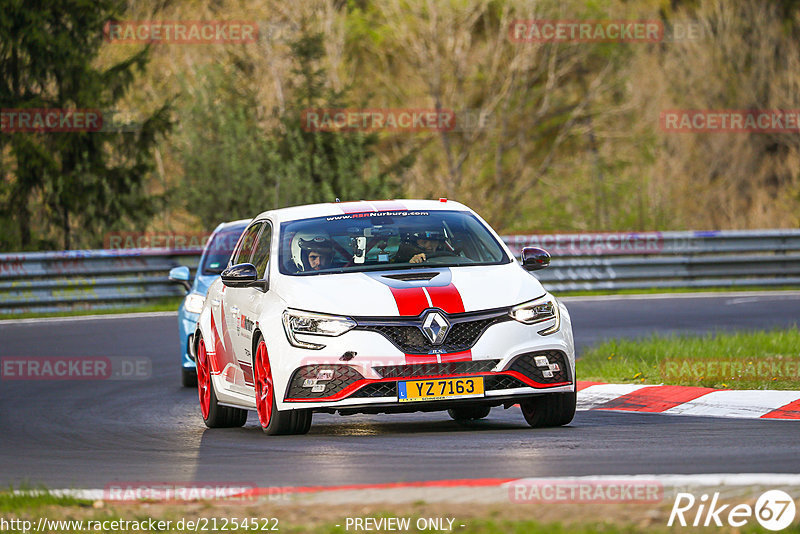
left=201, top=226, right=246, bottom=275
left=278, top=210, right=509, bottom=275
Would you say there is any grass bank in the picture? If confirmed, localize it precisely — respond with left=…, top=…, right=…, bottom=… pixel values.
left=577, top=328, right=800, bottom=389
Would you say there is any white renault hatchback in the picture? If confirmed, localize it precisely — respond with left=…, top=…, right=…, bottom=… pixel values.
left=194, top=199, right=576, bottom=434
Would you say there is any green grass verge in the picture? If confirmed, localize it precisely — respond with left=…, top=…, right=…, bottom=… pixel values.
left=0, top=297, right=183, bottom=320
left=577, top=328, right=800, bottom=389
left=0, top=488, right=92, bottom=513
left=1, top=492, right=798, bottom=533
left=558, top=285, right=800, bottom=297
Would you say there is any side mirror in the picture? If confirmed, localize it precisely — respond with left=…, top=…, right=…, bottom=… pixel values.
left=221, top=263, right=258, bottom=288
left=521, top=247, right=551, bottom=271
left=168, top=266, right=192, bottom=292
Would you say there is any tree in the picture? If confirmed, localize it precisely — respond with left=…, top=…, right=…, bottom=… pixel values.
left=178, top=28, right=413, bottom=226
left=0, top=0, right=171, bottom=250
left=275, top=31, right=412, bottom=205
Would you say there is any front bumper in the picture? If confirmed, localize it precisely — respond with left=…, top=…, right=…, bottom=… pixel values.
left=179, top=310, right=200, bottom=369
left=270, top=300, right=575, bottom=412
left=283, top=349, right=573, bottom=412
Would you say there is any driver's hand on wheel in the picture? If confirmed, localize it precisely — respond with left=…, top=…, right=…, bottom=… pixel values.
left=410, top=252, right=426, bottom=263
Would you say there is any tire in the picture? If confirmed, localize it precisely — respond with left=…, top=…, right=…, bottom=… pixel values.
left=520, top=391, right=576, bottom=428
left=181, top=367, right=197, bottom=388
left=254, top=336, right=312, bottom=435
left=196, top=338, right=247, bottom=428
left=447, top=405, right=491, bottom=422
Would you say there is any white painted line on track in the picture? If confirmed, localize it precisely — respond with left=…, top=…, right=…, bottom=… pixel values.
left=577, top=384, right=650, bottom=410
left=0, top=311, right=177, bottom=325
left=46, top=474, right=800, bottom=504
left=561, top=290, right=800, bottom=303
left=504, top=473, right=800, bottom=486
left=663, top=390, right=800, bottom=418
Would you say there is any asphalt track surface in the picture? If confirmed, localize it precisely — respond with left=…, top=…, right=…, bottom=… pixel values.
left=1, top=292, right=798, bottom=489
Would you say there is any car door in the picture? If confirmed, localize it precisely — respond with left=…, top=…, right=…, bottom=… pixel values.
left=219, top=221, right=262, bottom=388
left=231, top=221, right=272, bottom=387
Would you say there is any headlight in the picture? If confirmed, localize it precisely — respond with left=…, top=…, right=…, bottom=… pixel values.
left=183, top=293, right=206, bottom=314
left=282, top=309, right=357, bottom=350
left=509, top=296, right=561, bottom=335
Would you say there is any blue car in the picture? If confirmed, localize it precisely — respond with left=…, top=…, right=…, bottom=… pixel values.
left=169, top=219, right=250, bottom=387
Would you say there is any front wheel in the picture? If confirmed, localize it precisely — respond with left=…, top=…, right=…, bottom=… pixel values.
left=196, top=339, right=247, bottom=428
left=254, top=337, right=312, bottom=435
left=520, top=391, right=576, bottom=428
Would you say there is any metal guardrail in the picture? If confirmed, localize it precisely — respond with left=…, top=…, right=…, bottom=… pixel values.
left=1, top=229, right=799, bottom=315
left=0, top=249, right=202, bottom=315
left=504, top=229, right=800, bottom=292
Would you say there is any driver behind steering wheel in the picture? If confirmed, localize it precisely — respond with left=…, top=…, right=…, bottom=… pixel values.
left=394, top=230, right=453, bottom=264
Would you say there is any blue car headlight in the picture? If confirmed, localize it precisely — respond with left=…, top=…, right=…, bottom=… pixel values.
left=183, top=293, right=206, bottom=315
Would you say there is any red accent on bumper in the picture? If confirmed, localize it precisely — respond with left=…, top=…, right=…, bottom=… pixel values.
left=439, top=350, right=472, bottom=362
left=404, top=354, right=439, bottom=364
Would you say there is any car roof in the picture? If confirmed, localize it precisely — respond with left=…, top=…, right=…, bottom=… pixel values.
left=212, top=218, right=251, bottom=233
left=251, top=199, right=471, bottom=224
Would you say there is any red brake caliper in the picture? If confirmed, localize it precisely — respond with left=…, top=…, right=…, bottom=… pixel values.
left=197, top=340, right=211, bottom=419
left=255, top=341, right=273, bottom=428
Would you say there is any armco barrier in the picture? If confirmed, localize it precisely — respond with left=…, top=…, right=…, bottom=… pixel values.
left=0, top=249, right=202, bottom=315
left=504, top=229, right=800, bottom=292
left=0, top=230, right=799, bottom=315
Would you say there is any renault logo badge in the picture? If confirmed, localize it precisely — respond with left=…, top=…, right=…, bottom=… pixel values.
left=421, top=311, right=450, bottom=345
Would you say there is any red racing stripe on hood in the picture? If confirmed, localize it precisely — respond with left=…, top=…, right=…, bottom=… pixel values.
left=389, top=286, right=429, bottom=316
left=425, top=283, right=465, bottom=314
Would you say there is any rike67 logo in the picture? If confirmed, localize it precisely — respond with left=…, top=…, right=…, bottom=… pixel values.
left=668, top=490, right=796, bottom=531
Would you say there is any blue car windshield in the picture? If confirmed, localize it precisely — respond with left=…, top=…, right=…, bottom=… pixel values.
left=201, top=227, right=246, bottom=275
left=279, top=210, right=510, bottom=275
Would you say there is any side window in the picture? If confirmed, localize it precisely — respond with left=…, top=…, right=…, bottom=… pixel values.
left=251, top=224, right=272, bottom=279
left=231, top=223, right=262, bottom=265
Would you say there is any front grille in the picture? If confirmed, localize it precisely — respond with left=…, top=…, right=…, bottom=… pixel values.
left=508, top=350, right=570, bottom=384
left=351, top=382, right=398, bottom=398
left=285, top=365, right=364, bottom=399
left=356, top=312, right=508, bottom=355
left=374, top=359, right=500, bottom=379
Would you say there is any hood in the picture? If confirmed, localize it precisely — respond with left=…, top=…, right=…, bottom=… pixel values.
left=274, top=262, right=545, bottom=317
left=192, top=273, right=220, bottom=297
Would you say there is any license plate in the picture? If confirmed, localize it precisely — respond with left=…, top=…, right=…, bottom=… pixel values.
left=398, top=377, right=484, bottom=403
